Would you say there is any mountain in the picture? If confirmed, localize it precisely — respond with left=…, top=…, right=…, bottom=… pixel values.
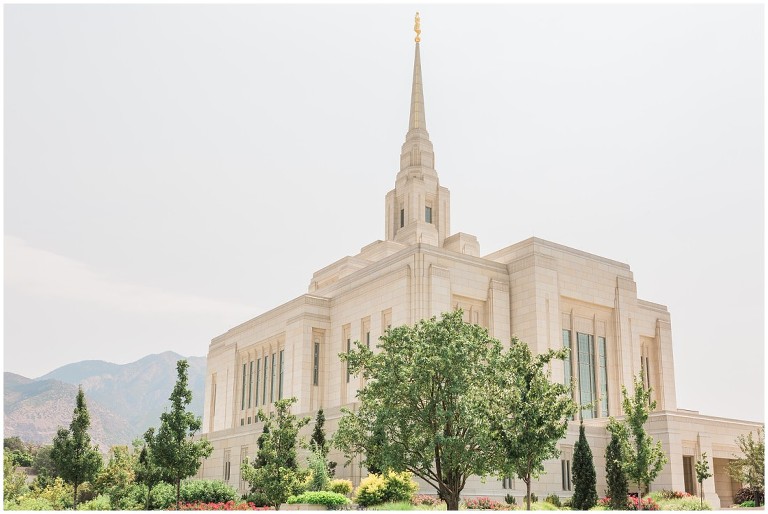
left=4, top=352, right=206, bottom=450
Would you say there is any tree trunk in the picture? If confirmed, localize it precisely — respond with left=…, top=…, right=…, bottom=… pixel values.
left=446, top=492, right=460, bottom=511
left=73, top=483, right=79, bottom=510
left=146, top=484, right=152, bottom=510
left=637, top=482, right=643, bottom=511
left=176, top=478, right=181, bottom=509
left=525, top=477, right=531, bottom=510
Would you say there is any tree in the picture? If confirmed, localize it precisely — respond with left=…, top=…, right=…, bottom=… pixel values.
left=728, top=428, right=764, bottom=506
left=572, top=422, right=598, bottom=510
left=50, top=386, right=103, bottom=509
left=605, top=420, right=629, bottom=510
left=488, top=339, right=577, bottom=510
left=152, top=359, right=213, bottom=508
left=32, top=445, right=58, bottom=489
left=311, top=407, right=336, bottom=477
left=695, top=452, right=713, bottom=509
left=135, top=428, right=165, bottom=510
left=94, top=445, right=137, bottom=509
left=307, top=447, right=330, bottom=492
left=241, top=398, right=309, bottom=510
left=611, top=369, right=667, bottom=509
left=4, top=452, right=28, bottom=503
left=334, top=310, right=504, bottom=511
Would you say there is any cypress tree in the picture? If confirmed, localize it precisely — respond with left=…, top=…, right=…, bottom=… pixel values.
left=311, top=408, right=328, bottom=457
left=572, top=422, right=598, bottom=510
left=606, top=421, right=629, bottom=510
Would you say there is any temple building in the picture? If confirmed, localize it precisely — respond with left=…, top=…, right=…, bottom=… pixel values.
left=199, top=17, right=762, bottom=508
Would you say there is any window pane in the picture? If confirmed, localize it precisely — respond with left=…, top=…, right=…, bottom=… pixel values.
left=599, top=337, right=608, bottom=416
left=248, top=361, right=253, bottom=408
left=577, top=333, right=596, bottom=418
left=279, top=350, right=284, bottom=400
left=255, top=360, right=260, bottom=407
left=241, top=363, right=246, bottom=410
left=562, top=329, right=571, bottom=386
left=313, top=341, right=319, bottom=386
left=263, top=357, right=268, bottom=405
left=270, top=353, right=276, bottom=403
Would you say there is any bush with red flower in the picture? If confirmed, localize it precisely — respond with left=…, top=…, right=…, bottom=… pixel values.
left=168, top=500, right=274, bottom=510
left=462, top=496, right=510, bottom=510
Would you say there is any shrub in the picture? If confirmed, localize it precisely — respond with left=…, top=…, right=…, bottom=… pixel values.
left=655, top=496, right=711, bottom=510
left=741, top=500, right=756, bottom=507
left=463, top=496, right=509, bottom=510
left=328, top=479, right=353, bottom=496
left=35, top=476, right=74, bottom=510
left=77, top=494, right=113, bottom=510
left=152, top=482, right=179, bottom=510
left=561, top=497, right=572, bottom=508
left=653, top=489, right=689, bottom=500
left=286, top=491, right=351, bottom=508
left=543, top=494, right=561, bottom=507
left=355, top=474, right=388, bottom=507
left=181, top=480, right=239, bottom=504
left=243, top=492, right=271, bottom=508
left=173, top=500, right=274, bottom=510
left=382, top=470, right=418, bottom=503
left=4, top=496, right=56, bottom=511
left=734, top=486, right=765, bottom=506
left=597, top=495, right=660, bottom=511
left=504, top=494, right=517, bottom=506
left=412, top=494, right=442, bottom=507
left=530, top=501, right=559, bottom=510
left=307, top=450, right=330, bottom=492
left=530, top=492, right=538, bottom=503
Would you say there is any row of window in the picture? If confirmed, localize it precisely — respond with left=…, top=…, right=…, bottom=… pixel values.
left=399, top=206, right=433, bottom=228
left=240, top=350, right=284, bottom=413
left=562, top=330, right=608, bottom=419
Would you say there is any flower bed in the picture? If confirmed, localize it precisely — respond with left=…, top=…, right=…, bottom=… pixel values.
left=462, top=497, right=510, bottom=510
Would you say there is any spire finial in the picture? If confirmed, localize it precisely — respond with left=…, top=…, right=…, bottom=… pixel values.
left=414, top=12, right=421, bottom=43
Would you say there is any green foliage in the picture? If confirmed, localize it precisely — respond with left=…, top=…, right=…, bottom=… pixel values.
left=76, top=494, right=113, bottom=510
left=367, top=501, right=416, bottom=510
left=462, top=496, right=509, bottom=510
left=381, top=470, right=418, bottom=503
left=4, top=453, right=28, bottom=502
left=740, top=500, right=756, bottom=508
left=311, top=408, right=328, bottom=456
left=611, top=369, right=667, bottom=498
left=286, top=491, right=352, bottom=508
left=572, top=423, right=598, bottom=510
left=605, top=421, right=629, bottom=510
left=180, top=479, right=239, bottom=504
left=134, top=429, right=166, bottom=509
left=4, top=496, right=55, bottom=511
left=543, top=493, right=561, bottom=507
left=727, top=428, right=764, bottom=501
left=335, top=310, right=504, bottom=510
left=51, top=386, right=103, bottom=509
left=530, top=500, right=559, bottom=510
left=649, top=494, right=711, bottom=511
left=504, top=493, right=517, bottom=505
left=153, top=360, right=213, bottom=508
left=32, top=476, right=75, bottom=510
left=307, top=448, right=330, bottom=492
left=94, top=445, right=136, bottom=508
left=488, top=339, right=576, bottom=510
left=31, top=445, right=57, bottom=487
left=240, top=397, right=310, bottom=509
left=150, top=481, right=178, bottom=510
left=354, top=474, right=388, bottom=506
left=328, top=478, right=353, bottom=495
left=695, top=452, right=713, bottom=508
left=529, top=492, right=538, bottom=503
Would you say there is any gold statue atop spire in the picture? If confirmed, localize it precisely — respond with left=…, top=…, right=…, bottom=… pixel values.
left=414, top=12, right=421, bottom=43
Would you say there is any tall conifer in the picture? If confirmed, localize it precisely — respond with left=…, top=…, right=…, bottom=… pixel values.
left=572, top=422, right=598, bottom=510
left=606, top=421, right=629, bottom=509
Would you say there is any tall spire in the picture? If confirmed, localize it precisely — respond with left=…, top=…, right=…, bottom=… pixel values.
left=407, top=13, right=428, bottom=140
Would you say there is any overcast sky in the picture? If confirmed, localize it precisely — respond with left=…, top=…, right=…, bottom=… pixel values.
left=4, top=4, right=763, bottom=423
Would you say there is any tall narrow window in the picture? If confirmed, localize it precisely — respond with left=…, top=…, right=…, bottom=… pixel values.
left=561, top=460, right=572, bottom=491
left=346, top=338, right=351, bottom=383
left=598, top=337, right=608, bottom=416
left=262, top=356, right=268, bottom=405
left=247, top=361, right=253, bottom=408
left=240, top=363, right=246, bottom=410
left=562, top=329, right=572, bottom=386
left=425, top=206, right=432, bottom=224
left=270, top=353, right=276, bottom=403
left=279, top=350, right=284, bottom=400
left=366, top=331, right=371, bottom=348
left=313, top=341, right=320, bottom=386
left=223, top=449, right=231, bottom=482
left=255, top=360, right=261, bottom=407
left=400, top=208, right=405, bottom=228
left=577, top=333, right=596, bottom=419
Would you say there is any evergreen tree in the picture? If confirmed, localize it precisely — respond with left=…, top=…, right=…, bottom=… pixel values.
left=241, top=397, right=310, bottom=509
left=311, top=408, right=327, bottom=456
left=152, top=360, right=213, bottom=508
left=571, top=422, right=598, bottom=510
left=50, top=386, right=103, bottom=509
left=605, top=421, right=629, bottom=510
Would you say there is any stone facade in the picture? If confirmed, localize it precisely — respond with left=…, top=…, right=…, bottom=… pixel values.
left=199, top=33, right=762, bottom=509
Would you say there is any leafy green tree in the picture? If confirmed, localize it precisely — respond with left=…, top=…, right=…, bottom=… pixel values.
left=605, top=420, right=629, bottom=509
left=311, top=407, right=337, bottom=477
left=489, top=339, right=576, bottom=510
left=728, top=428, right=764, bottom=506
left=50, top=386, right=103, bottom=509
left=241, top=397, right=310, bottom=509
left=571, top=422, right=598, bottom=510
left=94, top=445, right=137, bottom=509
left=611, top=369, right=667, bottom=509
left=4, top=453, right=28, bottom=502
left=334, top=310, right=504, bottom=511
left=695, top=452, right=713, bottom=508
left=31, top=444, right=57, bottom=488
left=307, top=447, right=331, bottom=492
left=4, top=437, right=33, bottom=467
left=152, top=359, right=213, bottom=508
left=135, top=428, right=165, bottom=510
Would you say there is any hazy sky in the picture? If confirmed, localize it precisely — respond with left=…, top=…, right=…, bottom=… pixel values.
left=5, top=4, right=763, bottom=422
